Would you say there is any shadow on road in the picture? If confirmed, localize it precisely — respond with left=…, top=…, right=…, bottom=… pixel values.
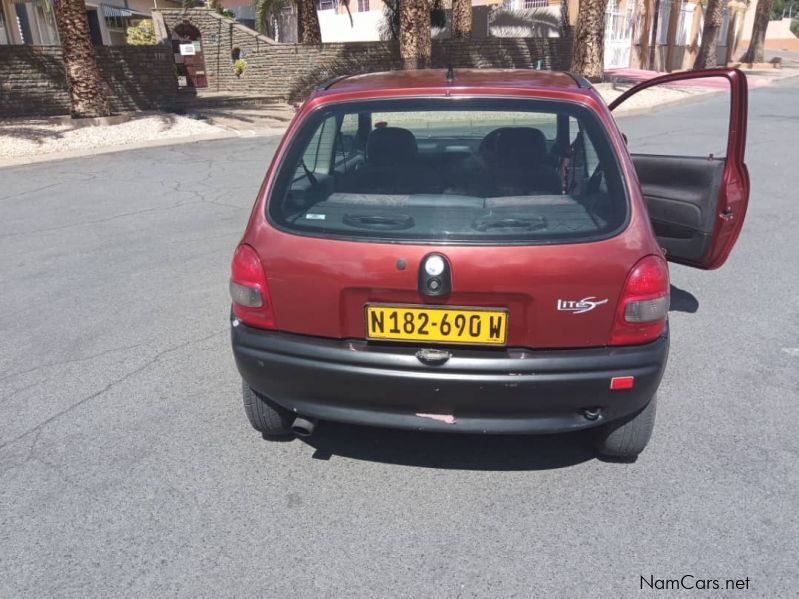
left=296, top=422, right=597, bottom=471
left=669, top=284, right=699, bottom=313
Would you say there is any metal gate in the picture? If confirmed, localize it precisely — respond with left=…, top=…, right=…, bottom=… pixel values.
left=171, top=22, right=208, bottom=89
left=604, top=2, right=634, bottom=69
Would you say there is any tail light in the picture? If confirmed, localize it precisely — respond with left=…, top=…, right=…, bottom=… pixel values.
left=230, top=244, right=275, bottom=329
left=610, top=255, right=670, bottom=346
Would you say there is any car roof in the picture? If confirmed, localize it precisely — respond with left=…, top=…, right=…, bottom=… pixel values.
left=317, top=69, right=590, bottom=94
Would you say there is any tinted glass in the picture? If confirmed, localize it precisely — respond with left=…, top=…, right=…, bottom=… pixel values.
left=268, top=99, right=628, bottom=244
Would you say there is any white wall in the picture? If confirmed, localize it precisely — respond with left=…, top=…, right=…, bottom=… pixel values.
left=318, top=9, right=384, bottom=43
left=766, top=17, right=796, bottom=40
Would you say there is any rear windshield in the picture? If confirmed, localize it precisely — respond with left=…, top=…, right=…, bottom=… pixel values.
left=267, top=98, right=628, bottom=244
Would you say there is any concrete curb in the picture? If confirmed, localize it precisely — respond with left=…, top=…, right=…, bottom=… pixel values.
left=0, top=129, right=245, bottom=169
left=3, top=69, right=797, bottom=169
left=607, top=68, right=799, bottom=117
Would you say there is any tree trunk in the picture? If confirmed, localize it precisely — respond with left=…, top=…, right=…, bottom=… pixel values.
left=452, top=0, right=472, bottom=39
left=648, top=0, right=660, bottom=70
left=693, top=0, right=723, bottom=69
left=571, top=0, right=609, bottom=81
left=297, top=0, right=322, bottom=44
left=52, top=0, right=110, bottom=118
left=740, top=0, right=773, bottom=63
left=400, top=0, right=431, bottom=69
left=559, top=0, right=570, bottom=38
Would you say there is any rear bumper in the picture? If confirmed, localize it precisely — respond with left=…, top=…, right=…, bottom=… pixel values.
left=231, top=320, right=669, bottom=434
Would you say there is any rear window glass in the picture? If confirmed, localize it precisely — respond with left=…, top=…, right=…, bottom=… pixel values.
left=267, top=98, right=628, bottom=244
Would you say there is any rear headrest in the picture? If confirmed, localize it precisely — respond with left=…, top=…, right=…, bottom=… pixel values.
left=366, top=127, right=418, bottom=167
left=479, top=127, right=548, bottom=168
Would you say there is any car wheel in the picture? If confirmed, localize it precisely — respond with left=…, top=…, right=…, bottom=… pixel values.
left=594, top=395, right=657, bottom=460
left=242, top=381, right=293, bottom=437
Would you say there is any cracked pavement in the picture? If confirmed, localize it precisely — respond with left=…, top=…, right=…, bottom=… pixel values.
left=1, top=80, right=798, bottom=598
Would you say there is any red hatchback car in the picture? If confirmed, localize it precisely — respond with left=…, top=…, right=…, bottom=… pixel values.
left=230, top=68, right=749, bottom=459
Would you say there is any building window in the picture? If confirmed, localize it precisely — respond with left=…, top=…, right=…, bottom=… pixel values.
left=357, top=0, right=369, bottom=12
left=0, top=5, right=10, bottom=44
left=317, top=0, right=336, bottom=10
left=105, top=14, right=133, bottom=45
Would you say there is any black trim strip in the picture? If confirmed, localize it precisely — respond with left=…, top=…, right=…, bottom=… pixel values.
left=316, top=74, right=356, bottom=91
left=566, top=72, right=592, bottom=89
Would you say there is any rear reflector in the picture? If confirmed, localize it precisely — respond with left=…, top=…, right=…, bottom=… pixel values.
left=610, top=376, right=635, bottom=390
left=229, top=281, right=263, bottom=308
left=624, top=296, right=670, bottom=323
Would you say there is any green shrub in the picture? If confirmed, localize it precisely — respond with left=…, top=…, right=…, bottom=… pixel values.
left=126, top=19, right=156, bottom=45
left=233, top=58, right=247, bottom=76
left=790, top=19, right=799, bottom=39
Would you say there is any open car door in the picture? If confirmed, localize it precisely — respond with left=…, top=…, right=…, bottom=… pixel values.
left=609, top=68, right=749, bottom=270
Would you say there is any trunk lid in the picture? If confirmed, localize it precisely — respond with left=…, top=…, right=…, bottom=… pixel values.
left=258, top=230, right=643, bottom=349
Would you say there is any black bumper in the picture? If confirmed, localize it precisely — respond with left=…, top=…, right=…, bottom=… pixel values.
left=232, top=321, right=669, bottom=434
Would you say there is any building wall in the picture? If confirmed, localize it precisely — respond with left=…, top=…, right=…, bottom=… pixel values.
left=0, top=45, right=179, bottom=117
left=0, top=0, right=182, bottom=47
left=738, top=16, right=799, bottom=52
left=157, top=8, right=572, bottom=102
left=318, top=9, right=385, bottom=42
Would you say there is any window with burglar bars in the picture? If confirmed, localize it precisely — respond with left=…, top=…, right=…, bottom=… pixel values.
left=357, top=0, right=369, bottom=11
left=522, top=0, right=549, bottom=7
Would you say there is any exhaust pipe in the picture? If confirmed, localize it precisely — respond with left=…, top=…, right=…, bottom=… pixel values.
left=582, top=407, right=602, bottom=421
left=291, top=416, right=317, bottom=437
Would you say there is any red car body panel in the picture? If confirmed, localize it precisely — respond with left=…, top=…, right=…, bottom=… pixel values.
left=238, top=68, right=746, bottom=348
left=229, top=69, right=749, bottom=444
left=240, top=73, right=663, bottom=349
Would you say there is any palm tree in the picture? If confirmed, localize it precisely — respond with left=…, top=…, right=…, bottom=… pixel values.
left=740, top=0, right=774, bottom=63
left=251, top=0, right=322, bottom=42
left=297, top=0, right=322, bottom=43
left=570, top=0, right=609, bottom=81
left=452, top=0, right=472, bottom=39
left=693, top=0, right=724, bottom=69
left=50, top=0, right=110, bottom=118
left=380, top=0, right=400, bottom=40
left=252, top=0, right=290, bottom=36
left=400, top=0, right=431, bottom=69
left=559, top=0, right=570, bottom=38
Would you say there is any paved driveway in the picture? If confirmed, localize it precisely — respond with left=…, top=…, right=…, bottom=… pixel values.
left=1, top=79, right=797, bottom=598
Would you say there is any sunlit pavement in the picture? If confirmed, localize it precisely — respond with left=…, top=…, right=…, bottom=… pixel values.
left=1, top=78, right=797, bottom=598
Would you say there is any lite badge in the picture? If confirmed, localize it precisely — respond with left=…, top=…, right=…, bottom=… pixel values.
left=557, top=297, right=609, bottom=314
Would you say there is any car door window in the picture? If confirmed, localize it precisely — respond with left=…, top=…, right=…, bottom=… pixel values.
left=609, top=69, right=749, bottom=270
left=618, top=79, right=731, bottom=159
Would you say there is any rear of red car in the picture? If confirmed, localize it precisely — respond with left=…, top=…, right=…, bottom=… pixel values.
left=230, top=71, right=670, bottom=457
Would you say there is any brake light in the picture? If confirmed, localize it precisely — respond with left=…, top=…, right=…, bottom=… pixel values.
left=609, top=255, right=669, bottom=346
left=230, top=244, right=275, bottom=329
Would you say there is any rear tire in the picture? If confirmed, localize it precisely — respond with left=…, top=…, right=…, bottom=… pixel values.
left=242, top=381, right=293, bottom=437
left=594, top=396, right=657, bottom=460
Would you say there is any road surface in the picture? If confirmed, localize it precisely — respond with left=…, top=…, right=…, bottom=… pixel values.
left=1, top=78, right=797, bottom=598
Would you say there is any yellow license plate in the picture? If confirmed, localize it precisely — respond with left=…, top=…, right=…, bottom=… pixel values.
left=365, top=305, right=508, bottom=346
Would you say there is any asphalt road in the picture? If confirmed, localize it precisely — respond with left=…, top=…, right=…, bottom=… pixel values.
left=1, top=78, right=797, bottom=598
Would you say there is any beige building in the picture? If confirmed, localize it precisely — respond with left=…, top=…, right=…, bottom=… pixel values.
left=0, top=0, right=181, bottom=46
left=600, top=0, right=780, bottom=71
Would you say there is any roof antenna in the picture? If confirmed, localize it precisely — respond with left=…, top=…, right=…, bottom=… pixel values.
left=446, top=64, right=455, bottom=84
